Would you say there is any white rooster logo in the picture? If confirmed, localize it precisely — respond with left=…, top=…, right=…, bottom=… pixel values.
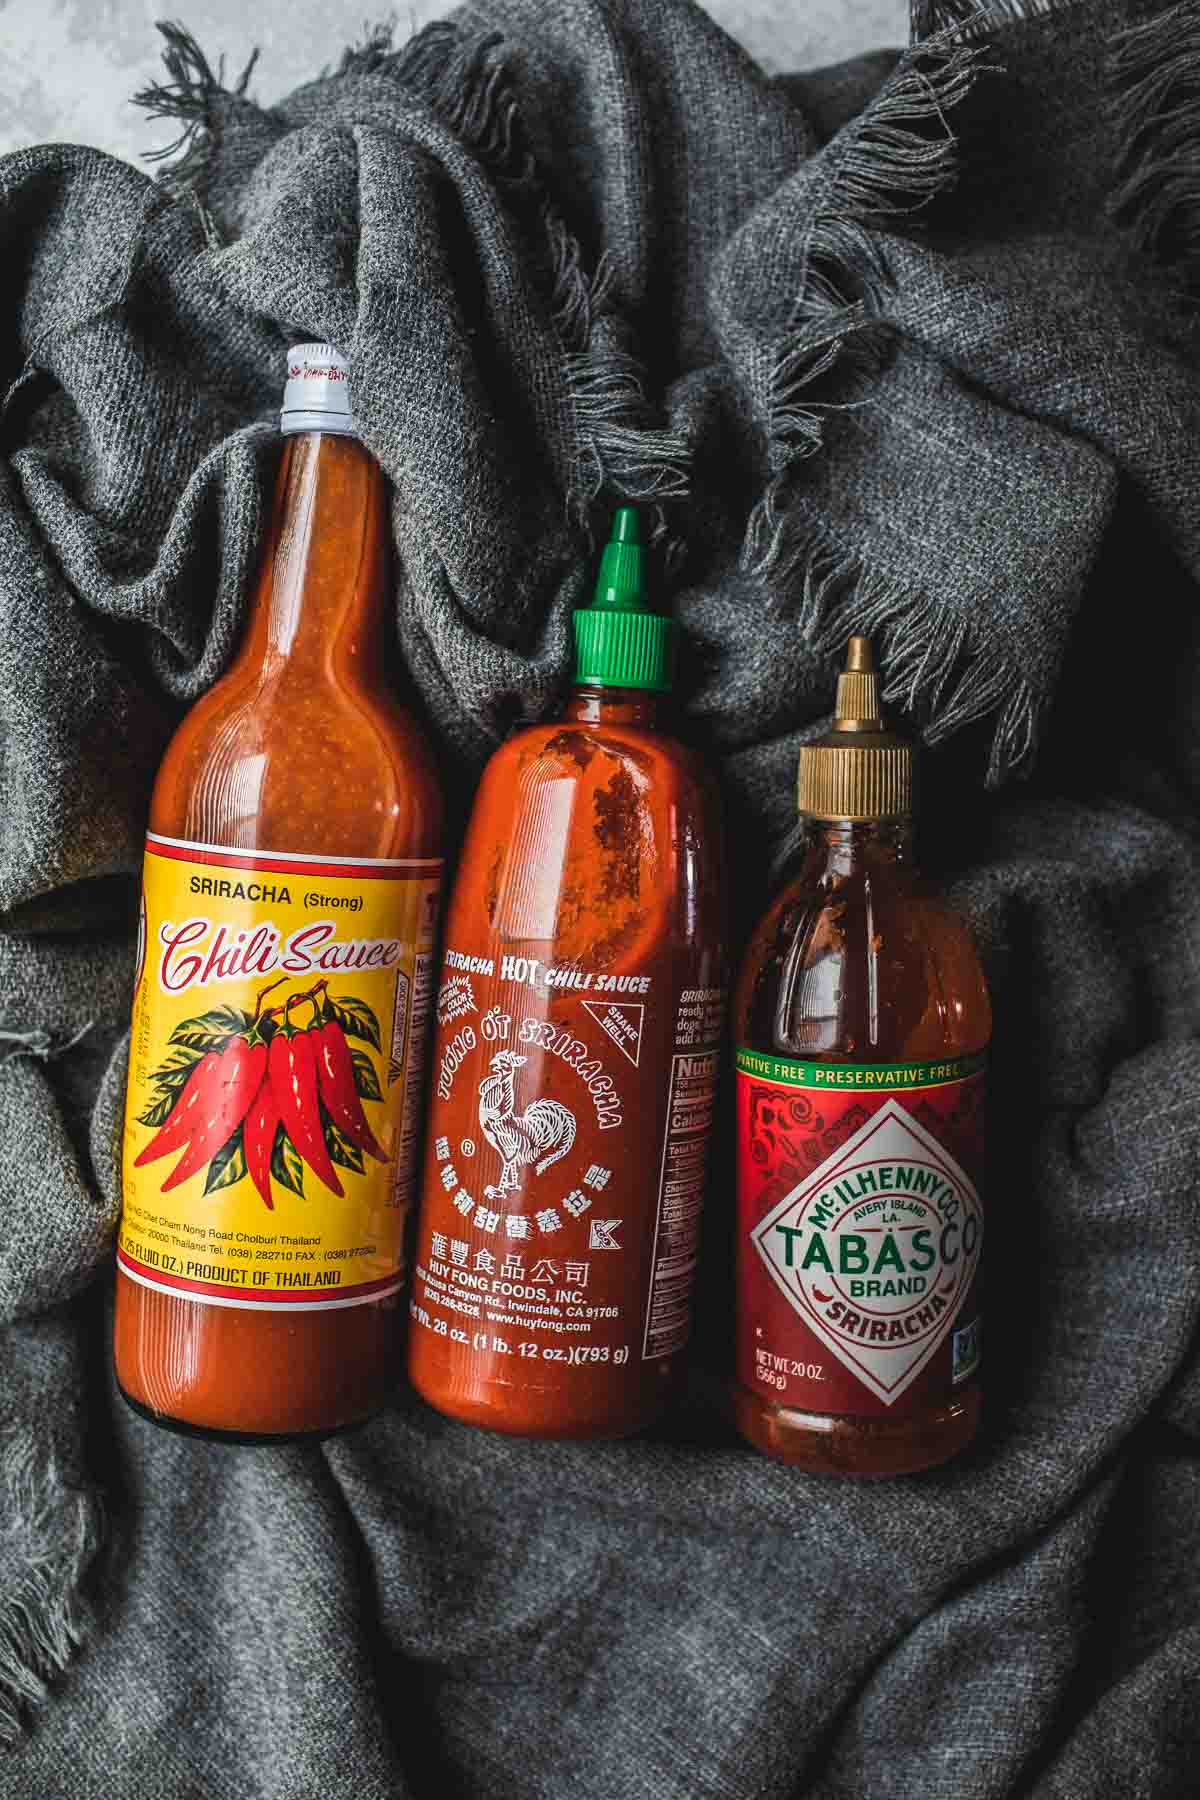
left=477, top=1050, right=576, bottom=1199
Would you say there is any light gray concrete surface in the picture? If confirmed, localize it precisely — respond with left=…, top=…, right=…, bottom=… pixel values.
left=0, top=0, right=907, bottom=163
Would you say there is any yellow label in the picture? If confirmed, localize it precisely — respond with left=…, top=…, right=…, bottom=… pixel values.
left=119, top=833, right=441, bottom=1311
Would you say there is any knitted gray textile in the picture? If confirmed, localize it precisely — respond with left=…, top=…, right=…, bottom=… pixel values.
left=3, top=0, right=1199, bottom=1793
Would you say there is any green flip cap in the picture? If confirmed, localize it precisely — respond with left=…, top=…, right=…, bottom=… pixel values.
left=572, top=505, right=674, bottom=691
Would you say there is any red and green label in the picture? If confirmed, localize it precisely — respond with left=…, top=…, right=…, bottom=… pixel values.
left=736, top=1047, right=985, bottom=1417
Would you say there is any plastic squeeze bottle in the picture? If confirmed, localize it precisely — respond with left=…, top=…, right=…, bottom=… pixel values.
left=733, top=638, right=990, bottom=1476
left=115, top=344, right=444, bottom=1441
left=407, top=507, right=726, bottom=1437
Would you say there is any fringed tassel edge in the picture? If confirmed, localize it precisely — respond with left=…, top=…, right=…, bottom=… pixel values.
left=0, top=1024, right=92, bottom=1068
left=0, top=1435, right=103, bottom=1746
left=132, top=20, right=259, bottom=202
left=911, top=0, right=1066, bottom=41
left=1109, top=1, right=1200, bottom=280
left=753, top=510, right=1037, bottom=783
left=738, top=27, right=1035, bottom=779
left=752, top=29, right=987, bottom=483
left=566, top=344, right=691, bottom=512
left=382, top=24, right=529, bottom=179
left=384, top=21, right=689, bottom=523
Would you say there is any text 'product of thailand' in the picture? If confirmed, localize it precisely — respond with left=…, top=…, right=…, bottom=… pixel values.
left=115, top=344, right=444, bottom=1443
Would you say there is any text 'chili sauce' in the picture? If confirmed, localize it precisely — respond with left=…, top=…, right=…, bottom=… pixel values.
left=115, top=345, right=443, bottom=1440
left=408, top=507, right=726, bottom=1437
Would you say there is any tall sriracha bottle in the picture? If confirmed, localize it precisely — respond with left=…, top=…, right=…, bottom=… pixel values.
left=115, top=345, right=444, bottom=1441
left=734, top=638, right=990, bottom=1475
left=408, top=508, right=725, bottom=1437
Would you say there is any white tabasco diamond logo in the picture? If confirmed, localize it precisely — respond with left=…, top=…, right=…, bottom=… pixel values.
left=752, top=1099, right=983, bottom=1406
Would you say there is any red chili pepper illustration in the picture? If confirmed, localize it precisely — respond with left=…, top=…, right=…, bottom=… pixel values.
left=160, top=1036, right=268, bottom=1192
left=315, top=1018, right=386, bottom=1162
left=243, top=1077, right=281, bottom=1211
left=269, top=1002, right=343, bottom=1197
left=133, top=1049, right=222, bottom=1167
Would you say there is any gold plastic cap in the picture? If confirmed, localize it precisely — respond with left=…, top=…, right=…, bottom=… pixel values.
left=796, top=636, right=913, bottom=820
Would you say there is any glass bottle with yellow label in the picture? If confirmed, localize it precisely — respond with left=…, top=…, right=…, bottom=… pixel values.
left=115, top=344, right=443, bottom=1441
left=733, top=638, right=990, bottom=1476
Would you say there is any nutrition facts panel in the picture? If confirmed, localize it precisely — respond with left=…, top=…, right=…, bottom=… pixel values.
left=642, top=1048, right=718, bottom=1359
left=393, top=948, right=436, bottom=1210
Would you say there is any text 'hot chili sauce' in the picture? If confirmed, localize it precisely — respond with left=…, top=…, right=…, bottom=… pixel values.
left=408, top=508, right=726, bottom=1437
left=734, top=639, right=990, bottom=1475
left=115, top=345, right=443, bottom=1440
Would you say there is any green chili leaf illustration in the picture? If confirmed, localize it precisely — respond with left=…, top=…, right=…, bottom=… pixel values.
left=325, top=994, right=381, bottom=1051
left=323, top=1112, right=366, bottom=1175
left=204, top=1128, right=247, bottom=1195
left=152, top=1058, right=206, bottom=1093
left=139, top=1047, right=207, bottom=1122
left=147, top=1044, right=205, bottom=1088
left=137, top=1093, right=177, bottom=1130
left=271, top=1125, right=305, bottom=1198
left=349, top=1046, right=383, bottom=1103
left=170, top=1006, right=254, bottom=1053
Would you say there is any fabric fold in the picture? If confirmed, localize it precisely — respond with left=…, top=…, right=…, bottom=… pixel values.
left=0, top=1, right=1198, bottom=1791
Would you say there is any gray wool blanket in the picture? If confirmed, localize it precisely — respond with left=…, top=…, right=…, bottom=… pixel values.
left=2, top=0, right=1199, bottom=1793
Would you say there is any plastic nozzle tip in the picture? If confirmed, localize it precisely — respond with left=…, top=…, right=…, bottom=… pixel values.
left=798, top=632, right=913, bottom=816
left=574, top=503, right=672, bottom=690
left=592, top=506, right=646, bottom=611
left=833, top=633, right=883, bottom=730
left=611, top=505, right=641, bottom=546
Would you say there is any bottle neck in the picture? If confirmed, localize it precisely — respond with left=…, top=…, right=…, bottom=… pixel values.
left=565, top=684, right=665, bottom=728
left=249, top=432, right=389, bottom=687
left=804, top=816, right=915, bottom=879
